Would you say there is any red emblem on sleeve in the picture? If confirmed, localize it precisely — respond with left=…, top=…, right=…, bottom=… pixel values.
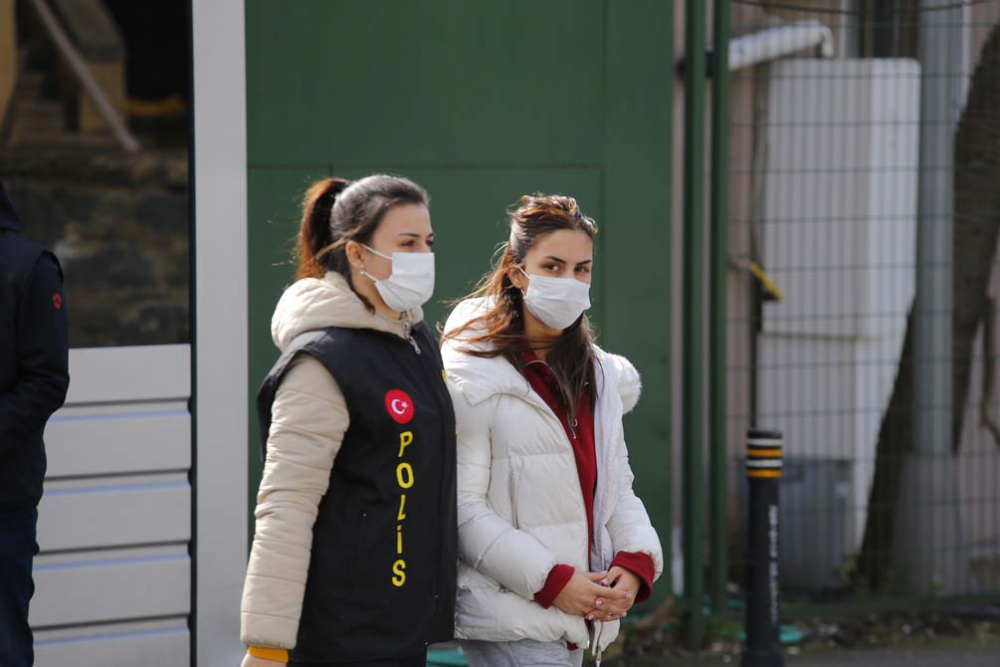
left=385, top=389, right=415, bottom=424
left=53, top=294, right=63, bottom=310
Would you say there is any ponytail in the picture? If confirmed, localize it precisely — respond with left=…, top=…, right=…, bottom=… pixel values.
left=297, top=177, right=350, bottom=280
left=294, top=174, right=429, bottom=287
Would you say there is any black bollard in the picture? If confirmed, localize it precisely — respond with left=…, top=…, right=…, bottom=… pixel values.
left=741, top=428, right=785, bottom=667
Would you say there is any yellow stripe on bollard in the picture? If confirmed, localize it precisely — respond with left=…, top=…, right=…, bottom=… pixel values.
left=747, top=448, right=782, bottom=457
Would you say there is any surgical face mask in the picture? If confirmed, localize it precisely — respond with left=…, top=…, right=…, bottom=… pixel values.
left=361, top=245, right=435, bottom=312
left=519, top=267, right=592, bottom=331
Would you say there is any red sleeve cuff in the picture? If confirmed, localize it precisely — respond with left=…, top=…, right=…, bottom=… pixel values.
left=534, top=564, right=575, bottom=609
left=611, top=551, right=655, bottom=604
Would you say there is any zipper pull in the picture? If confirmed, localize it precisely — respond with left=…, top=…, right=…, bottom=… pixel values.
left=401, top=315, right=419, bottom=354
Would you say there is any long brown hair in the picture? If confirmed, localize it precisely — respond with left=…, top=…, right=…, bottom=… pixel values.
left=296, top=175, right=429, bottom=301
left=444, top=194, right=598, bottom=419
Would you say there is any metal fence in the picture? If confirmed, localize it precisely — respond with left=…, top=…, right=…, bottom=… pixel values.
left=722, top=0, right=1000, bottom=617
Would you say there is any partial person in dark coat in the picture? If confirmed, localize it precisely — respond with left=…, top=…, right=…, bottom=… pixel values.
left=0, top=182, right=70, bottom=667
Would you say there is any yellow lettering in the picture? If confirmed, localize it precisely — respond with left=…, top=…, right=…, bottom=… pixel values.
left=397, top=525, right=403, bottom=554
left=392, top=559, right=407, bottom=587
left=396, top=462, right=414, bottom=489
left=397, top=494, right=407, bottom=521
left=398, top=431, right=414, bottom=458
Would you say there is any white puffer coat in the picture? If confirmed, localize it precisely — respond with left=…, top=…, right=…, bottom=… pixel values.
left=442, top=299, right=663, bottom=654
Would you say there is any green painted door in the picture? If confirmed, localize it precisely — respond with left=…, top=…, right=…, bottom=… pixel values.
left=246, top=0, right=674, bottom=604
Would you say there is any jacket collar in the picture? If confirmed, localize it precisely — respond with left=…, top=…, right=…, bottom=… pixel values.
left=271, top=271, right=424, bottom=352
left=0, top=183, right=22, bottom=232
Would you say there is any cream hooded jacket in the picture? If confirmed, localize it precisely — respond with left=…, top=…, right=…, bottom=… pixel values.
left=441, top=299, right=664, bottom=655
left=240, top=272, right=423, bottom=650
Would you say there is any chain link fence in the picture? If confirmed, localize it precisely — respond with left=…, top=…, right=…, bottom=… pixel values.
left=725, top=0, right=1000, bottom=609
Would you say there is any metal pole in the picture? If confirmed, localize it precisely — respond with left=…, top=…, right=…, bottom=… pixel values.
left=683, top=0, right=707, bottom=649
left=663, top=0, right=675, bottom=606
left=914, top=3, right=957, bottom=455
left=709, top=0, right=731, bottom=616
left=742, top=429, right=784, bottom=667
left=903, top=0, right=963, bottom=592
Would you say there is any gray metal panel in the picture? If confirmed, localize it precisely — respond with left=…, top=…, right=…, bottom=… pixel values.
left=64, top=345, right=190, bottom=404
left=44, top=410, right=191, bottom=478
left=30, top=548, right=191, bottom=627
left=35, top=623, right=189, bottom=667
left=37, top=477, right=191, bottom=551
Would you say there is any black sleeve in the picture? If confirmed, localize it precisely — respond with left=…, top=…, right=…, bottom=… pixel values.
left=0, top=252, right=70, bottom=454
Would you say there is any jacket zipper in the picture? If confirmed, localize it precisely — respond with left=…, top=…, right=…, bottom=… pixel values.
left=589, top=363, right=612, bottom=661
left=402, top=317, right=421, bottom=354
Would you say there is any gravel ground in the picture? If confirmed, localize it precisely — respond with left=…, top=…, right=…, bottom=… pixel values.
left=606, top=607, right=1000, bottom=666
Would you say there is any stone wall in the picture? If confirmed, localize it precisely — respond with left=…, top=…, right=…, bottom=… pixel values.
left=1, top=147, right=189, bottom=347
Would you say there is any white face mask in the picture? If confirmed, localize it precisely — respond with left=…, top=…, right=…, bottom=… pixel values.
left=519, top=268, right=592, bottom=331
left=361, top=245, right=435, bottom=312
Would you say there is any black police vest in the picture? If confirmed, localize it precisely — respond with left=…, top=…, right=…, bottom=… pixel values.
left=257, top=322, right=457, bottom=663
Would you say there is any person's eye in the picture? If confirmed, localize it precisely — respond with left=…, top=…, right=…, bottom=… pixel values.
left=577, top=266, right=591, bottom=274
left=400, top=240, right=415, bottom=248
left=545, top=264, right=560, bottom=272
left=427, top=239, right=436, bottom=247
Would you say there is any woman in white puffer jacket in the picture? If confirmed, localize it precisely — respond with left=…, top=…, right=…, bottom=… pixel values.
left=442, top=194, right=663, bottom=667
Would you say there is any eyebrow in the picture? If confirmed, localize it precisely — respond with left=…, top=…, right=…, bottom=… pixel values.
left=398, top=232, right=434, bottom=239
left=543, top=255, right=592, bottom=266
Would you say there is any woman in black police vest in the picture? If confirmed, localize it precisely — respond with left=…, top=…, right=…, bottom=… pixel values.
left=240, top=175, right=457, bottom=667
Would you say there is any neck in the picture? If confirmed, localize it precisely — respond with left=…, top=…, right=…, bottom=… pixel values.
left=522, top=308, right=561, bottom=361
left=368, top=289, right=405, bottom=322
left=351, top=271, right=405, bottom=321
left=376, top=302, right=405, bottom=322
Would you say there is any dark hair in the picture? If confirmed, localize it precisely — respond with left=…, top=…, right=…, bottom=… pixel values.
left=444, top=194, right=598, bottom=419
left=296, top=175, right=429, bottom=290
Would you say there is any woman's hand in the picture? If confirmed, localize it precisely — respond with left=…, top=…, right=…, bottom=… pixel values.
left=553, top=570, right=630, bottom=617
left=241, top=652, right=286, bottom=667
left=585, top=566, right=640, bottom=622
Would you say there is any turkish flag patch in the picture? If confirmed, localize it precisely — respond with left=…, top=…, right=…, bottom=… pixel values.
left=385, top=389, right=415, bottom=425
left=53, top=294, right=63, bottom=310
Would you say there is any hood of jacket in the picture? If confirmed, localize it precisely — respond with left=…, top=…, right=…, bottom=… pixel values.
left=0, top=182, right=22, bottom=232
left=441, top=297, right=642, bottom=413
left=271, top=271, right=424, bottom=351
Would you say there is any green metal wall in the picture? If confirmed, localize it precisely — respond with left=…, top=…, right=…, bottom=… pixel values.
left=245, top=0, right=674, bottom=604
